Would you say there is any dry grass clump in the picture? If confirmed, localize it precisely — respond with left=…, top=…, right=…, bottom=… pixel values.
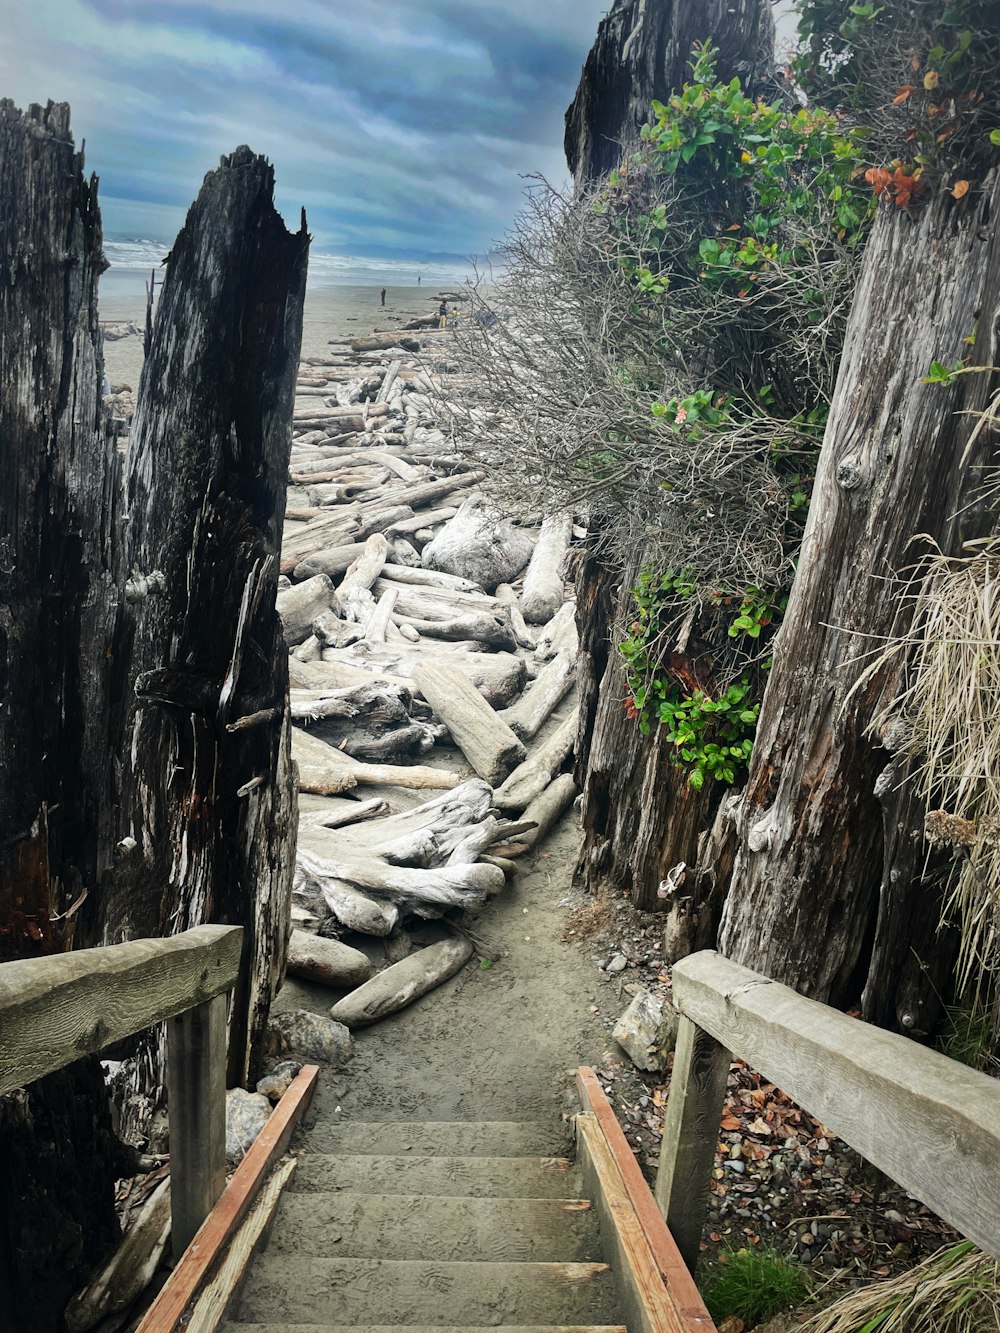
left=562, top=888, right=614, bottom=941
left=891, top=541, right=1000, bottom=998
left=800, top=1240, right=1000, bottom=1333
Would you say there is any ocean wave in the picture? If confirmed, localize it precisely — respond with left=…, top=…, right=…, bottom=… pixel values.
left=103, top=240, right=475, bottom=288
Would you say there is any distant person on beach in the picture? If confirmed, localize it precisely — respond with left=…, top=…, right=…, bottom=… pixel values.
left=438, top=300, right=448, bottom=329
left=380, top=286, right=386, bottom=306
left=417, top=275, right=421, bottom=286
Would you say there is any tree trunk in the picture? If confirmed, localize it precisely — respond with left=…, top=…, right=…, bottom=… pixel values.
left=564, top=0, right=775, bottom=185
left=567, top=1, right=775, bottom=913
left=106, top=146, right=308, bottom=1085
left=0, top=98, right=126, bottom=1333
left=719, top=179, right=1000, bottom=1014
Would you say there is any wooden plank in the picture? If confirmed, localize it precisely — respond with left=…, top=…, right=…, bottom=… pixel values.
left=671, top=950, right=1000, bottom=1258
left=0, top=926, right=243, bottom=1094
left=653, top=1018, right=732, bottom=1272
left=576, top=1068, right=716, bottom=1329
left=183, top=1157, right=296, bottom=1332
left=167, top=994, right=228, bottom=1258
left=136, top=1064, right=318, bottom=1333
left=575, top=1113, right=716, bottom=1333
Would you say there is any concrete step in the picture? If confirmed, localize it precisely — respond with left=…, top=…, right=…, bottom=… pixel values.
left=232, top=1258, right=618, bottom=1326
left=291, top=1154, right=582, bottom=1198
left=305, top=1119, right=572, bottom=1158
left=267, top=1193, right=600, bottom=1262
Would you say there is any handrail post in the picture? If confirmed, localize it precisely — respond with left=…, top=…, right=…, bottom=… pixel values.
left=654, top=1015, right=731, bottom=1274
left=167, top=993, right=228, bottom=1257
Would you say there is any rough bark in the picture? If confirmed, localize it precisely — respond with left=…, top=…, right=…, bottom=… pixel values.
left=720, top=179, right=1000, bottom=1013
left=566, top=2, right=775, bottom=913
left=108, top=146, right=309, bottom=1084
left=564, top=0, right=775, bottom=185
left=0, top=99, right=125, bottom=1332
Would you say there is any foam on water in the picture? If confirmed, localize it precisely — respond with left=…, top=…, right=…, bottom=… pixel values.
left=103, top=239, right=474, bottom=289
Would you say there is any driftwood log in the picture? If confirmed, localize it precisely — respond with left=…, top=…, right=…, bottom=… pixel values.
left=329, top=937, right=474, bottom=1028
left=500, top=650, right=576, bottom=741
left=286, top=929, right=372, bottom=987
left=520, top=513, right=572, bottom=624
left=414, top=663, right=526, bottom=785
left=494, top=709, right=579, bottom=813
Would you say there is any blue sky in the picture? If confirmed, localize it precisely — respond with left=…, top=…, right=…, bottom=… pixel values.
left=2, top=0, right=610, bottom=260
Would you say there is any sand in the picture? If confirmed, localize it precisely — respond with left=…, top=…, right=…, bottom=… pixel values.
left=99, top=270, right=450, bottom=391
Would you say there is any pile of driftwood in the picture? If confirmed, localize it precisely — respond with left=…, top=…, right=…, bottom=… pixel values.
left=277, top=314, right=581, bottom=1026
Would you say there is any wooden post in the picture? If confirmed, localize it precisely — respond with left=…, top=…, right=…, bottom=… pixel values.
left=167, top=994, right=228, bottom=1258
left=654, top=1015, right=730, bottom=1274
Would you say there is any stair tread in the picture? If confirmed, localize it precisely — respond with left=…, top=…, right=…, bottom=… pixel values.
left=304, top=1120, right=571, bottom=1156
left=291, top=1154, right=581, bottom=1198
left=226, top=1326, right=627, bottom=1332
left=267, top=1193, right=599, bottom=1262
left=225, top=1325, right=627, bottom=1332
left=233, top=1258, right=618, bottom=1326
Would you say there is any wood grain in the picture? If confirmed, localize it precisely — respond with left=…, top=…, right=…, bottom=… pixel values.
left=166, top=994, right=228, bottom=1258
left=672, top=951, right=1000, bottom=1257
left=653, top=1018, right=731, bottom=1272
left=576, top=1112, right=716, bottom=1333
left=577, top=1067, right=717, bottom=1327
left=136, top=1064, right=318, bottom=1333
left=0, top=926, right=242, bottom=1094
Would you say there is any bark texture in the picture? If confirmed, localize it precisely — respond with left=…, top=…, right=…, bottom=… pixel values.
left=0, top=98, right=124, bottom=1333
left=719, top=178, right=1000, bottom=1014
left=564, top=0, right=775, bottom=184
left=568, top=1, right=775, bottom=912
left=107, top=147, right=308, bottom=1084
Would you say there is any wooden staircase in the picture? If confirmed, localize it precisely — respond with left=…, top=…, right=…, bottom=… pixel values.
left=222, top=1072, right=715, bottom=1333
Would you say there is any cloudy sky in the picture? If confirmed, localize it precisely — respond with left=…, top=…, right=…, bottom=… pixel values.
left=2, top=0, right=611, bottom=262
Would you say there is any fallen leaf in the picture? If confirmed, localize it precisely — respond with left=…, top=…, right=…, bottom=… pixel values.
left=893, top=85, right=915, bottom=104
left=718, top=1317, right=745, bottom=1333
left=924, top=70, right=939, bottom=90
left=721, top=1114, right=742, bottom=1131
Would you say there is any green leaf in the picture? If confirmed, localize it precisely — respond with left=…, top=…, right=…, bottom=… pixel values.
left=479, top=958, right=493, bottom=969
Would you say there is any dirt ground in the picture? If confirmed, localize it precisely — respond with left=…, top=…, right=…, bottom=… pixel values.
left=274, top=813, right=628, bottom=1128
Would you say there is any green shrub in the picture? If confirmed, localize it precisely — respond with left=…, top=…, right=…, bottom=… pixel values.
left=702, top=1245, right=811, bottom=1325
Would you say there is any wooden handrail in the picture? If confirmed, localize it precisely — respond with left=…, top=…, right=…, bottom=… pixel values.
left=656, top=950, right=1000, bottom=1269
left=0, top=924, right=243, bottom=1255
left=0, top=924, right=243, bottom=1093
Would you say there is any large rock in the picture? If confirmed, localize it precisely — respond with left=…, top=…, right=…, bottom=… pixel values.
left=612, top=989, right=679, bottom=1072
left=329, top=936, right=473, bottom=1028
left=256, top=1058, right=303, bottom=1103
left=287, top=928, right=373, bottom=987
left=265, top=1009, right=353, bottom=1066
left=421, top=497, right=533, bottom=591
left=226, top=1088, right=271, bottom=1164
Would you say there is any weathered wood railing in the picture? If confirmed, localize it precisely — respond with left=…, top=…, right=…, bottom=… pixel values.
left=0, top=925, right=243, bottom=1256
left=655, top=950, right=1000, bottom=1271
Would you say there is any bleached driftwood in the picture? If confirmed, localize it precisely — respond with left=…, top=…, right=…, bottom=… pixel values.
left=276, top=574, right=336, bottom=646
left=394, top=609, right=517, bottom=651
left=319, top=641, right=526, bottom=708
left=287, top=929, right=372, bottom=987
left=380, top=563, right=484, bottom=594
left=292, top=544, right=367, bottom=580
left=499, top=650, right=576, bottom=741
left=336, top=532, right=389, bottom=604
left=364, top=587, right=399, bottom=643
left=518, top=773, right=578, bottom=853
left=415, top=662, right=525, bottom=786
left=328, top=936, right=473, bottom=1028
left=493, top=708, right=579, bottom=812
left=289, top=681, right=411, bottom=723
left=64, top=1178, right=171, bottom=1332
left=298, top=795, right=389, bottom=829
left=519, top=512, right=572, bottom=624
left=297, top=781, right=507, bottom=915
left=370, top=578, right=495, bottom=619
left=421, top=496, right=534, bottom=590
left=534, top=599, right=578, bottom=662
left=495, top=583, right=537, bottom=650
left=291, top=725, right=456, bottom=792
left=315, top=876, right=399, bottom=937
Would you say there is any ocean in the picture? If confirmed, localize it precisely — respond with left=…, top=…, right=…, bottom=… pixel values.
left=99, top=241, right=475, bottom=388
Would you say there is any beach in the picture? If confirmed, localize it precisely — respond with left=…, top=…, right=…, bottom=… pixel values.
left=99, top=268, right=462, bottom=390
